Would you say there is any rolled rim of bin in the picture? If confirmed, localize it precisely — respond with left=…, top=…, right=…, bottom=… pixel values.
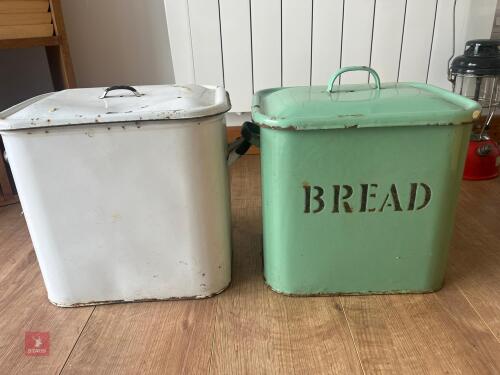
left=249, top=66, right=481, bottom=132
left=0, top=84, right=232, bottom=132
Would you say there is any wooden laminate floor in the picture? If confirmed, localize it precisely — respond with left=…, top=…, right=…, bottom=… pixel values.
left=0, top=155, right=499, bottom=374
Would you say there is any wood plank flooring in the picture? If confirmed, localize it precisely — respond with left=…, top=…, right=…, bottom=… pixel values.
left=0, top=155, right=499, bottom=374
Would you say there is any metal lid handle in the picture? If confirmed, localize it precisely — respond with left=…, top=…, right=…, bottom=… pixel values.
left=99, top=85, right=142, bottom=99
left=327, top=66, right=381, bottom=92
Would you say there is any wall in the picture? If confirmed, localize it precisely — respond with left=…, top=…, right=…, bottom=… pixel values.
left=0, top=47, right=54, bottom=111
left=61, top=0, right=174, bottom=87
left=0, top=0, right=175, bottom=111
left=491, top=0, right=500, bottom=39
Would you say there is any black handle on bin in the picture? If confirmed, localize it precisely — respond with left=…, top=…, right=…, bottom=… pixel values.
left=241, top=121, right=260, bottom=149
left=234, top=138, right=252, bottom=156
left=231, top=122, right=260, bottom=157
left=227, top=122, right=260, bottom=166
left=99, top=85, right=143, bottom=99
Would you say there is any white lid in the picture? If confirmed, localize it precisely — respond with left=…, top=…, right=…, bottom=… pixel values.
left=0, top=84, right=231, bottom=131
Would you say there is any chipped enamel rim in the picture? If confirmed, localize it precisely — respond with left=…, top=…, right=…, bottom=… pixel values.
left=0, top=84, right=231, bottom=131
left=252, top=82, right=481, bottom=130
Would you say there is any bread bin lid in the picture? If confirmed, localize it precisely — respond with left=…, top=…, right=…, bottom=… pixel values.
left=0, top=84, right=231, bottom=131
left=252, top=66, right=481, bottom=130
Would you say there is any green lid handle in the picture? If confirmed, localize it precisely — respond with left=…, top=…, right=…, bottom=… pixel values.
left=327, top=66, right=381, bottom=93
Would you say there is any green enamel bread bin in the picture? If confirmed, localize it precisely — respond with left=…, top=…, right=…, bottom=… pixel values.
left=250, top=66, right=481, bottom=295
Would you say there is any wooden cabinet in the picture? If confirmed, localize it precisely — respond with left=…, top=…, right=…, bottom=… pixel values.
left=0, top=0, right=76, bottom=205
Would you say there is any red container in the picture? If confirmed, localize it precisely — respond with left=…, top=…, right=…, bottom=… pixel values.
left=463, top=138, right=500, bottom=180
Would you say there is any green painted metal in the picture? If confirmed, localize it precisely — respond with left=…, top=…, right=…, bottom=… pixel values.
left=253, top=67, right=480, bottom=295
left=327, top=66, right=381, bottom=92
left=252, top=80, right=480, bottom=131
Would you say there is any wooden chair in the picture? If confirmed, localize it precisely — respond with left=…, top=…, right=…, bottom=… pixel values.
left=0, top=0, right=76, bottom=89
left=0, top=0, right=76, bottom=205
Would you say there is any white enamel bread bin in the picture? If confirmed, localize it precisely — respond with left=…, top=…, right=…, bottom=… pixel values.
left=0, top=85, right=233, bottom=307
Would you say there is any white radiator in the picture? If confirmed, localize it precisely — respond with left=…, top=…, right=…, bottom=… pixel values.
left=164, top=0, right=497, bottom=112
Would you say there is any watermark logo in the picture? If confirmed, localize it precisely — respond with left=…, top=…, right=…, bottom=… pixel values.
left=25, top=332, right=49, bottom=356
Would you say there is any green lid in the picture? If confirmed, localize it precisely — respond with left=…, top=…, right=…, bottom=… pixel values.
left=252, top=66, right=481, bottom=130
